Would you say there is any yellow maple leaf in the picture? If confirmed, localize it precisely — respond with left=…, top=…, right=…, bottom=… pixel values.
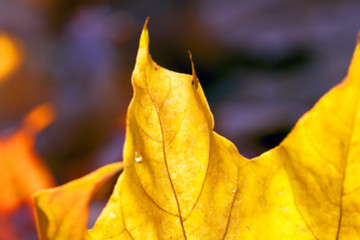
left=33, top=22, right=360, bottom=239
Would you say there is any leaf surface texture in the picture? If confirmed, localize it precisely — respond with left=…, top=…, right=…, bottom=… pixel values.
left=34, top=24, right=360, bottom=240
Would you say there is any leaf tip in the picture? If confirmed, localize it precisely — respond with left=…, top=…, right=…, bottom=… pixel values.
left=139, top=18, right=150, bottom=51
left=188, top=50, right=199, bottom=88
left=144, top=17, right=149, bottom=30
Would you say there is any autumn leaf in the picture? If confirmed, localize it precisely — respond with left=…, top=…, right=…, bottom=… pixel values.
left=34, top=162, right=123, bottom=240
left=33, top=22, right=360, bottom=240
left=0, top=104, right=55, bottom=212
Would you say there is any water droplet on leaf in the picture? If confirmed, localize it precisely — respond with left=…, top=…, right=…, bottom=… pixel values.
left=135, top=152, right=142, bottom=163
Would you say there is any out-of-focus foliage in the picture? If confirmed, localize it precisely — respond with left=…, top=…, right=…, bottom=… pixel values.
left=0, top=104, right=55, bottom=211
left=0, top=33, right=22, bottom=82
left=33, top=25, right=360, bottom=239
left=0, top=104, right=55, bottom=239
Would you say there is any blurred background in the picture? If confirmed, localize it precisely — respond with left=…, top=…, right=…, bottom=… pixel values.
left=0, top=0, right=360, bottom=238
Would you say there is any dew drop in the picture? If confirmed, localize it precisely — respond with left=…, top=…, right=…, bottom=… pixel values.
left=246, top=227, right=249, bottom=231
left=232, top=189, right=236, bottom=193
left=135, top=152, right=142, bottom=163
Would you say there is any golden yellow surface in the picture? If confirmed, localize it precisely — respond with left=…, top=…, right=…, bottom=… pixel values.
left=34, top=162, right=123, bottom=240
left=33, top=23, right=360, bottom=240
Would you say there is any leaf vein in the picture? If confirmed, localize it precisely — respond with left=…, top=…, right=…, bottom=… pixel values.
left=336, top=85, right=360, bottom=240
left=132, top=163, right=178, bottom=217
left=183, top=133, right=210, bottom=221
left=283, top=157, right=320, bottom=240
left=145, top=68, right=188, bottom=240
left=221, top=159, right=240, bottom=240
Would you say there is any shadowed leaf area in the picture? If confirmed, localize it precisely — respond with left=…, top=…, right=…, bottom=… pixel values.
left=33, top=23, right=360, bottom=240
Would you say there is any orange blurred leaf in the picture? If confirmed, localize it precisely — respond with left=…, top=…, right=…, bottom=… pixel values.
left=0, top=104, right=55, bottom=212
left=0, top=33, right=22, bottom=82
left=34, top=24, right=360, bottom=239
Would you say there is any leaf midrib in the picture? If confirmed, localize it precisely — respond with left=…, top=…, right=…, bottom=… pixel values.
left=144, top=69, right=188, bottom=240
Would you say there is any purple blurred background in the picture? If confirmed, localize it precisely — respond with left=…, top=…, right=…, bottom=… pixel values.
left=1, top=0, right=360, bottom=182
